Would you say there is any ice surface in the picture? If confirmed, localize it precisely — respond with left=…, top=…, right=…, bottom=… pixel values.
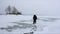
left=0, top=15, right=60, bottom=34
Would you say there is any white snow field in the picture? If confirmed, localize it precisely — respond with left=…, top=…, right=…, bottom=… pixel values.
left=0, top=15, right=60, bottom=34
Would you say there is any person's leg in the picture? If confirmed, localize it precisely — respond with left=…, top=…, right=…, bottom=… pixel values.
left=33, top=20, right=36, bottom=24
left=33, top=20, right=34, bottom=24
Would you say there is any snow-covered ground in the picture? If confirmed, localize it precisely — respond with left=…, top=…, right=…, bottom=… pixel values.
left=0, top=15, right=60, bottom=34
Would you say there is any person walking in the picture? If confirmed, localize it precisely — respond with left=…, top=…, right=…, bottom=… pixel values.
left=33, top=15, right=37, bottom=24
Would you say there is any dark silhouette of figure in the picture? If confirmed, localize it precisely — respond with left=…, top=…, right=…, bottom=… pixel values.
left=33, top=15, right=37, bottom=24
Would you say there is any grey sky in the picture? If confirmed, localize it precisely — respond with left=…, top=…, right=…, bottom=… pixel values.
left=0, top=0, right=60, bottom=16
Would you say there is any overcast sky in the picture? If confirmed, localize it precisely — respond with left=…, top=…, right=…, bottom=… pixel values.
left=0, top=0, right=60, bottom=16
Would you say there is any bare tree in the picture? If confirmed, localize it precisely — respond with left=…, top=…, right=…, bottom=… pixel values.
left=5, top=5, right=22, bottom=15
left=12, top=7, right=18, bottom=14
left=12, top=7, right=22, bottom=15
left=5, top=5, right=11, bottom=14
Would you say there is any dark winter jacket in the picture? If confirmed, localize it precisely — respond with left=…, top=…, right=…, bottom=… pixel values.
left=33, top=15, right=37, bottom=20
